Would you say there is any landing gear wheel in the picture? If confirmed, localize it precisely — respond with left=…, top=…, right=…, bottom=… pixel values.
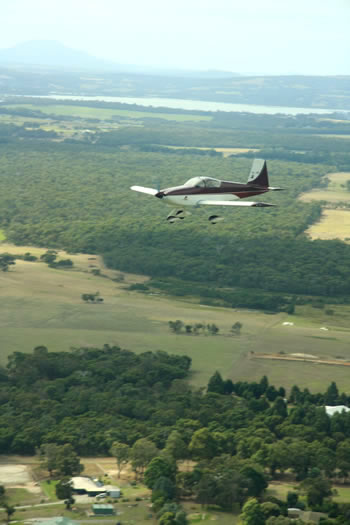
left=208, top=214, right=223, bottom=224
left=167, top=209, right=186, bottom=223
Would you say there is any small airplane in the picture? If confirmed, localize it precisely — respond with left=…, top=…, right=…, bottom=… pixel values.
left=131, top=159, right=282, bottom=223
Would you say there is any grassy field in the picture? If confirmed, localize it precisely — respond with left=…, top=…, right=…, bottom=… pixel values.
left=41, top=481, right=59, bottom=501
left=1, top=242, right=350, bottom=392
left=305, top=209, right=350, bottom=241
left=5, top=104, right=212, bottom=122
left=300, top=172, right=350, bottom=242
left=299, top=172, right=350, bottom=204
left=163, top=146, right=260, bottom=157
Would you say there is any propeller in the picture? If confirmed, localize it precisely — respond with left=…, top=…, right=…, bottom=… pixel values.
left=153, top=179, right=161, bottom=192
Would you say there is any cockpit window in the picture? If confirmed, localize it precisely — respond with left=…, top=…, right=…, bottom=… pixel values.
left=204, top=178, right=221, bottom=188
left=183, top=177, right=221, bottom=188
left=183, top=177, right=205, bottom=188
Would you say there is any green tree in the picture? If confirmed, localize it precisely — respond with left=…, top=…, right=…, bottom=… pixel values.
left=193, top=323, right=204, bottom=335
left=240, top=498, right=265, bottom=525
left=159, top=511, right=176, bottom=525
left=0, top=254, right=15, bottom=272
left=3, top=504, right=15, bottom=523
left=168, top=320, right=184, bottom=334
left=207, top=371, right=225, bottom=394
left=40, top=250, right=57, bottom=264
left=261, top=502, right=281, bottom=519
left=152, top=476, right=176, bottom=501
left=325, top=381, right=339, bottom=405
left=231, top=322, right=242, bottom=335
left=240, top=464, right=268, bottom=498
left=300, top=475, right=332, bottom=507
left=189, top=428, right=217, bottom=460
left=336, top=440, right=350, bottom=480
left=55, top=478, right=73, bottom=500
left=286, top=491, right=299, bottom=507
left=110, top=441, right=129, bottom=479
left=40, top=443, right=60, bottom=477
left=207, top=323, right=219, bottom=335
left=55, top=444, right=84, bottom=477
left=163, top=430, right=188, bottom=463
left=130, top=438, right=159, bottom=478
left=144, top=457, right=176, bottom=489
left=272, top=397, right=288, bottom=418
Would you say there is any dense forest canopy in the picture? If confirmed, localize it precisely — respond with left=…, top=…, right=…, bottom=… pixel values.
left=1, top=99, right=350, bottom=305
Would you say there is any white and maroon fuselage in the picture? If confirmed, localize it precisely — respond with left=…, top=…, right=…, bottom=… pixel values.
left=155, top=176, right=270, bottom=207
left=130, top=159, right=282, bottom=221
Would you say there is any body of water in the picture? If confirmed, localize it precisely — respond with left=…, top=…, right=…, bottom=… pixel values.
left=37, top=94, right=347, bottom=116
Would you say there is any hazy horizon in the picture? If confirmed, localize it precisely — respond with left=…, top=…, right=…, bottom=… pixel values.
left=1, top=0, right=350, bottom=75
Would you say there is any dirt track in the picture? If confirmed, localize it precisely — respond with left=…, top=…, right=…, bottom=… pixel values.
left=252, top=353, right=350, bottom=367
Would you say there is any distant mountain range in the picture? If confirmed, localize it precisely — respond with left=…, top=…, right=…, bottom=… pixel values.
left=0, top=40, right=238, bottom=78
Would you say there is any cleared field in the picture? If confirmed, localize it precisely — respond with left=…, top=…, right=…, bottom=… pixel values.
left=300, top=172, right=350, bottom=242
left=5, top=104, right=212, bottom=122
left=164, top=145, right=260, bottom=156
left=305, top=209, right=350, bottom=241
left=2, top=243, right=350, bottom=391
left=300, top=191, right=350, bottom=203
left=215, top=147, right=260, bottom=157
left=299, top=172, right=350, bottom=203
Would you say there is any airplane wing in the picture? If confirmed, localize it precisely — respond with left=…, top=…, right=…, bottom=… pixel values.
left=130, top=185, right=158, bottom=196
left=198, top=200, right=275, bottom=207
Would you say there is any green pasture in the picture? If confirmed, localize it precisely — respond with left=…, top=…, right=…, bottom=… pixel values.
left=1, top=244, right=350, bottom=391
left=6, top=487, right=42, bottom=506
left=333, top=485, right=350, bottom=503
left=266, top=481, right=298, bottom=501
left=0, top=114, right=50, bottom=126
left=183, top=503, right=239, bottom=525
left=9, top=503, right=82, bottom=522
left=268, top=480, right=350, bottom=505
left=5, top=104, right=212, bottom=122
left=40, top=481, right=59, bottom=501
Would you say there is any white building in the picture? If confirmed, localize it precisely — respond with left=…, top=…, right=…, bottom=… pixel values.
left=325, top=405, right=350, bottom=417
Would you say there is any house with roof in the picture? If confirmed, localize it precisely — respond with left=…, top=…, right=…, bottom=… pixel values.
left=70, top=476, right=120, bottom=498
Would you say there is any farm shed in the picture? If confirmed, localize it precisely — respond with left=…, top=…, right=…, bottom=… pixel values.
left=105, top=485, right=121, bottom=498
left=92, top=504, right=115, bottom=515
left=325, top=405, right=350, bottom=417
left=71, top=476, right=105, bottom=496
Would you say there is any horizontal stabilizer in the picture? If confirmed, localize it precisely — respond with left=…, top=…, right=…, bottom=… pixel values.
left=130, top=185, right=158, bottom=196
left=198, top=200, right=275, bottom=207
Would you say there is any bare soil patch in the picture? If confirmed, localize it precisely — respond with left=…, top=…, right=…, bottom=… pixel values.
left=0, top=464, right=31, bottom=485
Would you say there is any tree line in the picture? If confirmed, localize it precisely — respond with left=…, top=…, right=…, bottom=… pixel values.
left=14, top=345, right=350, bottom=524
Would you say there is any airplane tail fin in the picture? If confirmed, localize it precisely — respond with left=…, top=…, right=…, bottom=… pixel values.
left=247, top=159, right=268, bottom=187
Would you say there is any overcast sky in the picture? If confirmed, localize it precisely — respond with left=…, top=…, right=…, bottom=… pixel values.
left=1, top=0, right=349, bottom=75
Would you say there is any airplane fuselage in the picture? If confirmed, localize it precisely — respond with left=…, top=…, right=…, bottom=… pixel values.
left=157, top=181, right=268, bottom=207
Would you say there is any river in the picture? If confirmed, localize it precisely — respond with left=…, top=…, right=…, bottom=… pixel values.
left=37, top=94, right=346, bottom=116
